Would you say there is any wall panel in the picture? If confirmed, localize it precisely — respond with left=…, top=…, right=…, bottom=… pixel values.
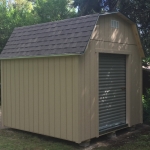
left=129, top=45, right=142, bottom=125
left=96, top=43, right=142, bottom=127
left=24, top=60, right=29, bottom=131
left=72, top=57, right=79, bottom=142
left=78, top=14, right=142, bottom=142
left=48, top=58, right=55, bottom=136
left=15, top=60, right=20, bottom=129
left=38, top=58, right=44, bottom=134
left=91, top=14, right=136, bottom=45
left=20, top=60, right=25, bottom=130
left=33, top=59, right=39, bottom=133
left=54, top=58, right=61, bottom=138
left=11, top=61, right=16, bottom=128
left=2, top=56, right=80, bottom=143
left=78, top=41, right=99, bottom=142
left=43, top=58, right=49, bottom=135
left=6, top=61, right=11, bottom=127
left=66, top=57, right=73, bottom=141
left=60, top=57, right=67, bottom=139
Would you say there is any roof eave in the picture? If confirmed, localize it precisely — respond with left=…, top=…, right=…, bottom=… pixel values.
left=0, top=53, right=82, bottom=60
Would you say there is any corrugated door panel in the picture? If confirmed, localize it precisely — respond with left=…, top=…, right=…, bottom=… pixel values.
left=99, top=53, right=126, bottom=133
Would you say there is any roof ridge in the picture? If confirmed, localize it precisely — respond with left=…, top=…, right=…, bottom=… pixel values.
left=15, top=13, right=100, bottom=30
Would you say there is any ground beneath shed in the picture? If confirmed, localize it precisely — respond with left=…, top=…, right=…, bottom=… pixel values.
left=86, top=124, right=150, bottom=150
left=0, top=108, right=150, bottom=150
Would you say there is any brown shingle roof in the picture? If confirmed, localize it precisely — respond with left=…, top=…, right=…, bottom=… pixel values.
left=0, top=13, right=99, bottom=59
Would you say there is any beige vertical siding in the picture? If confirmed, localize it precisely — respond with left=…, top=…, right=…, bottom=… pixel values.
left=1, top=61, right=4, bottom=127
left=129, top=45, right=143, bottom=125
left=91, top=14, right=136, bottom=45
left=78, top=14, right=143, bottom=142
left=66, top=57, right=73, bottom=140
left=1, top=56, right=80, bottom=143
left=43, top=58, right=49, bottom=135
left=92, top=15, right=142, bottom=128
left=78, top=41, right=99, bottom=142
left=95, top=44, right=142, bottom=126
left=24, top=60, right=29, bottom=131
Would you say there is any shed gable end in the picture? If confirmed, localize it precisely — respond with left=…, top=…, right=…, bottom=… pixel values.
left=91, top=13, right=144, bottom=57
left=91, top=14, right=136, bottom=45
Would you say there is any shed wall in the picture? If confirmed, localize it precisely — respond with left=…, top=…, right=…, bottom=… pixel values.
left=91, top=14, right=136, bottom=45
left=78, top=41, right=99, bottom=142
left=78, top=15, right=142, bottom=142
left=1, top=56, right=80, bottom=143
left=93, top=14, right=143, bottom=126
left=95, top=42, right=142, bottom=126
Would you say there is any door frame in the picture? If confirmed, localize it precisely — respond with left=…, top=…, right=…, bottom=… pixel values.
left=96, top=50, right=132, bottom=135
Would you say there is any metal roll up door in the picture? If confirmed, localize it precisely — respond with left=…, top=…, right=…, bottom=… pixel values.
left=99, top=53, right=126, bottom=133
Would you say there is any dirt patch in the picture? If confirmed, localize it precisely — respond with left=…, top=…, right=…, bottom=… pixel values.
left=87, top=124, right=150, bottom=149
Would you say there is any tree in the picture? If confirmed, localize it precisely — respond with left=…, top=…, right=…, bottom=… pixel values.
left=0, top=1, right=8, bottom=52
left=118, top=0, right=150, bottom=56
left=35, top=0, right=76, bottom=23
left=73, top=0, right=101, bottom=15
left=0, top=0, right=76, bottom=52
left=0, top=0, right=39, bottom=52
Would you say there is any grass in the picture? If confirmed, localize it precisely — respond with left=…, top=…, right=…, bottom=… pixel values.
left=1, top=127, right=150, bottom=150
left=0, top=129, right=79, bottom=150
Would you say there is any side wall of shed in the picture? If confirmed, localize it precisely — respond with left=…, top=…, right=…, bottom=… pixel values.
left=1, top=56, right=80, bottom=143
left=78, top=14, right=142, bottom=142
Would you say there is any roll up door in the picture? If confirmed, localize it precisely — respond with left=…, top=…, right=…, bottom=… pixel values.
left=99, top=53, right=126, bottom=133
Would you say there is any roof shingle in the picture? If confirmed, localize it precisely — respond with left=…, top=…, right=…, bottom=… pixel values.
left=0, top=13, right=99, bottom=59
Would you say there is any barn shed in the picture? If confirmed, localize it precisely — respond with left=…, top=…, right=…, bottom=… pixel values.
left=0, top=12, right=144, bottom=143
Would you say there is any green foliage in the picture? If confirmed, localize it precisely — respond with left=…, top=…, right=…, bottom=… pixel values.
left=73, top=0, right=102, bottom=15
left=73, top=0, right=120, bottom=15
left=142, top=89, right=150, bottom=122
left=118, top=0, right=150, bottom=56
left=35, top=0, right=76, bottom=23
left=0, top=0, right=76, bottom=53
left=0, top=0, right=39, bottom=52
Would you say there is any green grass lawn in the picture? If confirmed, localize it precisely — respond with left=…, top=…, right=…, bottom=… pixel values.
left=0, top=129, right=80, bottom=150
left=1, top=127, right=150, bottom=150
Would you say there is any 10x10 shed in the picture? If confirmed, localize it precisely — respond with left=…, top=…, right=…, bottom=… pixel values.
left=0, top=12, right=144, bottom=143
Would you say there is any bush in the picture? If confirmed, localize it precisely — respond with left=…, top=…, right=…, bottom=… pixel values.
left=143, top=89, right=150, bottom=122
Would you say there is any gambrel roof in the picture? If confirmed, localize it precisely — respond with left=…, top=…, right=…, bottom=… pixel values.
left=0, top=14, right=99, bottom=59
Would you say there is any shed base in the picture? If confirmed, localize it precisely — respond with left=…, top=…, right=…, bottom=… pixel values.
left=79, top=139, right=91, bottom=148
left=127, top=125, right=136, bottom=132
left=99, top=124, right=128, bottom=135
left=107, top=132, right=117, bottom=139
